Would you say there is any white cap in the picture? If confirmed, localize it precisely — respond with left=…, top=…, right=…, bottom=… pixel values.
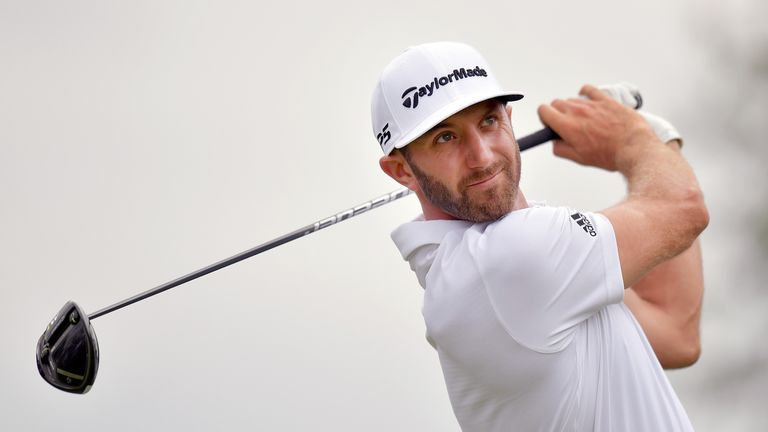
left=371, top=42, right=523, bottom=155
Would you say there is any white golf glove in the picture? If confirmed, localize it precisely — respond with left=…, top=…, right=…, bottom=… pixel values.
left=637, top=111, right=683, bottom=147
left=598, top=82, right=643, bottom=109
left=598, top=82, right=683, bottom=147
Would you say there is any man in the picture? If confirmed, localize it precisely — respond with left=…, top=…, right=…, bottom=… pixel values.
left=371, top=42, right=707, bottom=431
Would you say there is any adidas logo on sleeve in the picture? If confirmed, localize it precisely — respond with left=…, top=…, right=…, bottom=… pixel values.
left=570, top=212, right=598, bottom=237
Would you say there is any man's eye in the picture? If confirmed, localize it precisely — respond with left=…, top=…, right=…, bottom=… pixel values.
left=436, top=132, right=455, bottom=143
left=482, top=116, right=497, bottom=126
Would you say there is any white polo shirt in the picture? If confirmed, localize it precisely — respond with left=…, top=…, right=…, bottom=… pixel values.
left=392, top=205, right=693, bottom=431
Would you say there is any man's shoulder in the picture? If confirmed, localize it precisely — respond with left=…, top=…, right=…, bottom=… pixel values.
left=492, top=205, right=610, bottom=237
left=489, top=204, right=573, bottom=235
left=480, top=205, right=614, bottom=266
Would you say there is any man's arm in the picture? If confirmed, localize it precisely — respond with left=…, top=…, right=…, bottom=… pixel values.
left=538, top=85, right=709, bottom=289
left=617, top=138, right=704, bottom=369
left=539, top=86, right=708, bottom=368
left=625, top=238, right=703, bottom=368
left=539, top=86, right=709, bottom=368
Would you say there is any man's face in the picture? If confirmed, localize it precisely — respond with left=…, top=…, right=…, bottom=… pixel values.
left=401, top=99, right=521, bottom=222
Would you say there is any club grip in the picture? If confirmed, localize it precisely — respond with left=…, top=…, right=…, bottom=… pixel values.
left=518, top=127, right=559, bottom=151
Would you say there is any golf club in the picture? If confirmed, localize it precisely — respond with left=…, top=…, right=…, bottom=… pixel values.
left=36, top=84, right=643, bottom=394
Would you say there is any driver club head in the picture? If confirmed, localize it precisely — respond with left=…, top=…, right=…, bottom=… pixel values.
left=36, top=301, right=99, bottom=394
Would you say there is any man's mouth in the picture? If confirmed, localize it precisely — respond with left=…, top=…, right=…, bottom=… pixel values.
left=466, top=169, right=501, bottom=188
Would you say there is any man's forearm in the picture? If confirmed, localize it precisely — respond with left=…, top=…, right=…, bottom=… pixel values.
left=617, top=133, right=706, bottom=250
left=604, top=125, right=708, bottom=287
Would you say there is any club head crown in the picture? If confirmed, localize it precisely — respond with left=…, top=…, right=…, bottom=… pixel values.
left=36, top=301, right=99, bottom=394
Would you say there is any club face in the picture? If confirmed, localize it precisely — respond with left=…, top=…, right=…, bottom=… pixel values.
left=36, top=301, right=99, bottom=394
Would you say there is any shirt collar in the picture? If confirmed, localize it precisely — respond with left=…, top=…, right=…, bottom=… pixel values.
left=391, top=215, right=473, bottom=260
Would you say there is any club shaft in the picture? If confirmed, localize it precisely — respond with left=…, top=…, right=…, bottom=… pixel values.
left=87, top=126, right=555, bottom=320
left=88, top=188, right=414, bottom=319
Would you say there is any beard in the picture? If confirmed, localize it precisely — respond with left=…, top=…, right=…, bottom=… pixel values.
left=404, top=149, right=521, bottom=223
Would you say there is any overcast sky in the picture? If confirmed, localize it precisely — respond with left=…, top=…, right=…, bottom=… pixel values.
left=1, top=1, right=765, bottom=430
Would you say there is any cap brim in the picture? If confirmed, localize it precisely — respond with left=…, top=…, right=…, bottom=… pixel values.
left=393, top=90, right=524, bottom=151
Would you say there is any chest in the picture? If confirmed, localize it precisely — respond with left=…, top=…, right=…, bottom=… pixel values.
left=422, top=267, right=572, bottom=394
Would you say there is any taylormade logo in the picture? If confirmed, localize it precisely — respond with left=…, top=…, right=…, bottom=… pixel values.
left=401, top=66, right=488, bottom=109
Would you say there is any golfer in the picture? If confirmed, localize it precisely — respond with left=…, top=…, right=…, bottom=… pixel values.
left=372, top=42, right=707, bottom=431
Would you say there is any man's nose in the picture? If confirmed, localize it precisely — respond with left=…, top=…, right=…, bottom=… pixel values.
left=464, top=129, right=493, bottom=168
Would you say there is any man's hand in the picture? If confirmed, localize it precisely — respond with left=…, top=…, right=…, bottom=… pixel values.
left=537, top=84, right=660, bottom=171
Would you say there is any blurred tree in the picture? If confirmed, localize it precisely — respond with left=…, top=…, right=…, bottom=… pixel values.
left=673, top=1, right=768, bottom=430
left=692, top=0, right=767, bottom=252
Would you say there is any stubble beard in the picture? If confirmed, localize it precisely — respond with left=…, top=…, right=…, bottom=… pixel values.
left=405, top=149, right=521, bottom=223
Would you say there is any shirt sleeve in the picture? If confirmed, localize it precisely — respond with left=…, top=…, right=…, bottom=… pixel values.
left=473, top=206, right=624, bottom=353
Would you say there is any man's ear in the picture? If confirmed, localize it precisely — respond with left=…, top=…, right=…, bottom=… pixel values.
left=379, top=152, right=418, bottom=191
left=505, top=103, right=513, bottom=119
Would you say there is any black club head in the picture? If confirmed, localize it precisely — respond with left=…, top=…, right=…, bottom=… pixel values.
left=36, top=301, right=99, bottom=394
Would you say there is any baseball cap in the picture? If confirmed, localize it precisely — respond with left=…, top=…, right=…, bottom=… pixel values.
left=371, top=41, right=523, bottom=155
